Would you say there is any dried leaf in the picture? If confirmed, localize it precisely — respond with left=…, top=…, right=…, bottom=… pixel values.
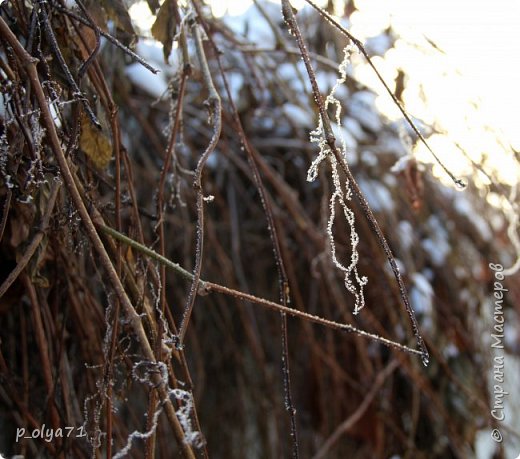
left=80, top=112, right=112, bottom=169
left=151, top=0, right=177, bottom=63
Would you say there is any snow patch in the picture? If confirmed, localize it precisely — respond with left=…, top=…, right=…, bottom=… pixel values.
left=410, top=271, right=433, bottom=315
left=331, top=123, right=357, bottom=151
left=283, top=103, right=313, bottom=128
left=125, top=63, right=168, bottom=99
left=454, top=196, right=492, bottom=241
left=360, top=150, right=378, bottom=167
left=397, top=220, right=414, bottom=251
left=358, top=178, right=394, bottom=212
left=343, top=117, right=367, bottom=142
left=226, top=72, right=244, bottom=101
left=222, top=2, right=278, bottom=47
left=421, top=215, right=450, bottom=266
left=366, top=33, right=393, bottom=56
left=349, top=90, right=383, bottom=132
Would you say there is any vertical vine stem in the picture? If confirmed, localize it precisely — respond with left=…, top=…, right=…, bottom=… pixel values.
left=176, top=18, right=222, bottom=346
left=0, top=16, right=196, bottom=459
left=281, top=0, right=429, bottom=366
left=190, top=1, right=300, bottom=455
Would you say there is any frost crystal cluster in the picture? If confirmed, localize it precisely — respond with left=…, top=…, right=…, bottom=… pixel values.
left=307, top=45, right=368, bottom=314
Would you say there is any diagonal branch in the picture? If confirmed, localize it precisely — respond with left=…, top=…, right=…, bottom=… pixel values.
left=99, top=224, right=425, bottom=359
left=303, top=0, right=466, bottom=189
left=312, top=359, right=399, bottom=458
left=281, top=0, right=429, bottom=366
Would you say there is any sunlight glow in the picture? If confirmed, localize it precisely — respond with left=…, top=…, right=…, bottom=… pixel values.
left=351, top=0, right=520, bottom=187
left=128, top=0, right=519, bottom=188
left=128, top=1, right=155, bottom=34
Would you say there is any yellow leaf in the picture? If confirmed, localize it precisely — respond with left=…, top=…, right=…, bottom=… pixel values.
left=80, top=113, right=112, bottom=169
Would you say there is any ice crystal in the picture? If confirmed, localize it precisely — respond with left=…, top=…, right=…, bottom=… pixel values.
left=307, top=45, right=367, bottom=314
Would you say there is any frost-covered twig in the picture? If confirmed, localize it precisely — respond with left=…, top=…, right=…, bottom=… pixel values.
left=281, top=0, right=429, bottom=365
left=0, top=16, right=196, bottom=458
left=177, top=19, right=222, bottom=347
left=99, top=225, right=424, bottom=358
left=190, top=2, right=300, bottom=454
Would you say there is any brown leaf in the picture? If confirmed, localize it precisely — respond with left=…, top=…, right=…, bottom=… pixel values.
left=80, top=112, right=112, bottom=169
left=151, top=0, right=177, bottom=63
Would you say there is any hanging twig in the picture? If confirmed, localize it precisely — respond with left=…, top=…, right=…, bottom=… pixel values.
left=37, top=0, right=101, bottom=128
left=72, top=0, right=101, bottom=81
left=190, top=1, right=300, bottom=453
left=281, top=0, right=429, bottom=366
left=302, top=0, right=467, bottom=190
left=176, top=18, right=222, bottom=346
left=55, top=4, right=159, bottom=74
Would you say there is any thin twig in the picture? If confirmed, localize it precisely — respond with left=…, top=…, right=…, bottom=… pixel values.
left=99, top=224, right=424, bottom=358
left=191, top=1, right=300, bottom=453
left=176, top=19, right=222, bottom=346
left=37, top=0, right=101, bottom=128
left=281, top=0, right=429, bottom=366
left=55, top=4, right=159, bottom=74
left=312, top=359, right=399, bottom=459
left=156, top=54, right=188, bottom=352
left=72, top=0, right=101, bottom=81
left=0, top=189, right=12, bottom=243
left=0, top=16, right=196, bottom=458
left=302, top=0, right=466, bottom=190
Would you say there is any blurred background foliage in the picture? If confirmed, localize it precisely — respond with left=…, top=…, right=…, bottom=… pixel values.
left=0, top=0, right=519, bottom=458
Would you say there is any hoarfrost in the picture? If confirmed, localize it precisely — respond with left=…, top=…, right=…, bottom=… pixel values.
left=307, top=45, right=368, bottom=314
